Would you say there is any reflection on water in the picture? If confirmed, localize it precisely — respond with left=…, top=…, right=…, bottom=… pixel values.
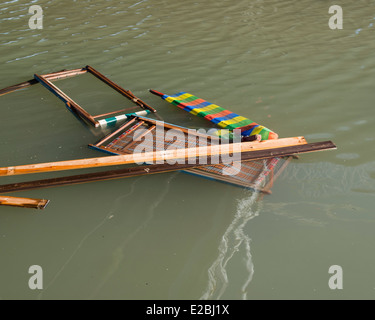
left=201, top=161, right=273, bottom=300
left=88, top=173, right=177, bottom=299
left=201, top=189, right=260, bottom=300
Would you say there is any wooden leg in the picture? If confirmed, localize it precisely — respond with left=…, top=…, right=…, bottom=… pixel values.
left=0, top=195, right=49, bottom=210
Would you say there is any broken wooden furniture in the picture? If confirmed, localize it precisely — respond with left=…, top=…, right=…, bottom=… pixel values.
left=0, top=116, right=336, bottom=196
left=0, top=68, right=337, bottom=209
left=0, top=65, right=157, bottom=127
left=88, top=116, right=297, bottom=191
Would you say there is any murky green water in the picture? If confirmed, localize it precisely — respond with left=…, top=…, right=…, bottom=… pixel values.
left=1, top=0, right=374, bottom=300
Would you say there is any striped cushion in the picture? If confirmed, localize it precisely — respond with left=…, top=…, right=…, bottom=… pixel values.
left=160, top=92, right=278, bottom=140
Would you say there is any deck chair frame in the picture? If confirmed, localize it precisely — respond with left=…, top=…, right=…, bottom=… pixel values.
left=0, top=65, right=157, bottom=128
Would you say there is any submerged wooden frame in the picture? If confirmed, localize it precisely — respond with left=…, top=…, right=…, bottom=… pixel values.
left=0, top=65, right=157, bottom=128
left=0, top=66, right=159, bottom=209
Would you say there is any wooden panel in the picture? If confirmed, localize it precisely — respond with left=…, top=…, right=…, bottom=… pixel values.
left=0, top=79, right=38, bottom=96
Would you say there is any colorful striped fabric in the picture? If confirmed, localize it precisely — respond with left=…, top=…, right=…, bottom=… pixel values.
left=98, top=110, right=150, bottom=127
left=150, top=90, right=278, bottom=140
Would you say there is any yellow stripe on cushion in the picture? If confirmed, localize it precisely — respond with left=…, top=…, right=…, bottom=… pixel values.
left=165, top=93, right=193, bottom=103
left=217, top=116, right=249, bottom=127
left=175, top=93, right=194, bottom=101
left=251, top=126, right=266, bottom=135
left=190, top=104, right=222, bottom=116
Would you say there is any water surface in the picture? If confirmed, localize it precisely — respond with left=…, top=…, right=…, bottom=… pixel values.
left=1, top=0, right=374, bottom=299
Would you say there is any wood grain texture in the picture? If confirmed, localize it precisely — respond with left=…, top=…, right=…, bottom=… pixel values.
left=0, top=195, right=49, bottom=209
left=0, top=137, right=308, bottom=177
left=0, top=141, right=336, bottom=193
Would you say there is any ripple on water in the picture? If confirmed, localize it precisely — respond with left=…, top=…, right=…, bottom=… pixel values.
left=336, top=153, right=360, bottom=160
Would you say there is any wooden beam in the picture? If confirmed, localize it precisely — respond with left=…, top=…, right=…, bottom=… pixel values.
left=0, top=137, right=308, bottom=177
left=92, top=106, right=140, bottom=119
left=0, top=195, right=49, bottom=209
left=0, top=141, right=336, bottom=193
left=43, top=68, right=87, bottom=81
left=0, top=68, right=84, bottom=97
left=0, top=79, right=38, bottom=96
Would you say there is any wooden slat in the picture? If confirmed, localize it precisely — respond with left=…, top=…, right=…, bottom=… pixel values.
left=0, top=195, right=49, bottom=209
left=0, top=137, right=308, bottom=177
left=0, top=158, right=265, bottom=194
left=88, top=144, right=119, bottom=155
left=0, top=68, right=84, bottom=96
left=43, top=68, right=87, bottom=81
left=105, top=120, right=145, bottom=150
left=122, top=125, right=156, bottom=152
left=94, top=118, right=138, bottom=147
left=93, top=106, right=140, bottom=119
left=0, top=79, right=38, bottom=96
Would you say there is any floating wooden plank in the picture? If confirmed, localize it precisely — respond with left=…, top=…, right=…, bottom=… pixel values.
left=0, top=79, right=38, bottom=96
left=0, top=141, right=336, bottom=194
left=0, top=195, right=49, bottom=209
left=0, top=137, right=308, bottom=177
